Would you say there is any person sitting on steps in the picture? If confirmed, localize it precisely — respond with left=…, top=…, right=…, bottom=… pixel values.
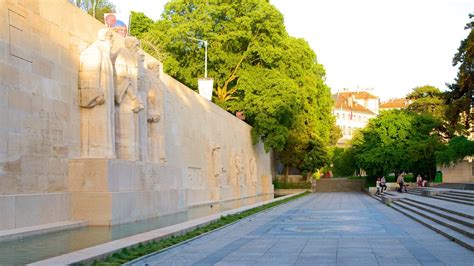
left=380, top=176, right=387, bottom=193
left=375, top=177, right=381, bottom=196
left=397, top=172, right=407, bottom=193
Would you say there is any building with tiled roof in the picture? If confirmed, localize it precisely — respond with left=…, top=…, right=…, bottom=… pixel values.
left=333, top=90, right=380, bottom=146
left=380, top=98, right=411, bottom=111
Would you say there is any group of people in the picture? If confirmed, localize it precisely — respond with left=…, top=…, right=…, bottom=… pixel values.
left=375, top=173, right=426, bottom=195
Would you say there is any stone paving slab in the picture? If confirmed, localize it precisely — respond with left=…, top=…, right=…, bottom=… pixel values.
left=133, top=193, right=474, bottom=266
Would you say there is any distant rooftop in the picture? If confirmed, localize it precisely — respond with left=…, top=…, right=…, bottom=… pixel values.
left=380, top=98, right=411, bottom=109
left=333, top=91, right=378, bottom=115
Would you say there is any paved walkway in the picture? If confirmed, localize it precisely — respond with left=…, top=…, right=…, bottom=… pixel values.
left=133, top=193, right=474, bottom=266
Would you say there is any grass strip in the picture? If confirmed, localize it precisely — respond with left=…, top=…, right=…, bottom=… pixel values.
left=92, top=192, right=309, bottom=265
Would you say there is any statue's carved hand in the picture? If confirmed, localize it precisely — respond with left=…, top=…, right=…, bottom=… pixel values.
left=131, top=96, right=145, bottom=113
left=96, top=95, right=105, bottom=105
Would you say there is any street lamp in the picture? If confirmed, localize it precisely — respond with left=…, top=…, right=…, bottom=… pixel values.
left=188, top=37, right=213, bottom=100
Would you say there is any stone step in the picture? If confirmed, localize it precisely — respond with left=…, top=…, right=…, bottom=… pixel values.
left=394, top=201, right=474, bottom=238
left=390, top=204, right=474, bottom=251
left=405, top=198, right=474, bottom=220
left=433, top=195, right=474, bottom=206
left=438, top=193, right=474, bottom=202
left=444, top=191, right=474, bottom=198
left=399, top=199, right=474, bottom=228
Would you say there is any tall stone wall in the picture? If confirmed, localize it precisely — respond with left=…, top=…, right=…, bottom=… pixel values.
left=0, top=0, right=273, bottom=230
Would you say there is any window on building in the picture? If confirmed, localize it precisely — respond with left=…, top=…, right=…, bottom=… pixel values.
left=342, top=113, right=345, bottom=120
left=337, top=113, right=340, bottom=119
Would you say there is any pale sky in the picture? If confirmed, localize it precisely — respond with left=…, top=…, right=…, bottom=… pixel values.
left=111, top=0, right=473, bottom=100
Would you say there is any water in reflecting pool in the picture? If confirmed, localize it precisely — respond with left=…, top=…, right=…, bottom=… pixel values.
left=0, top=194, right=273, bottom=265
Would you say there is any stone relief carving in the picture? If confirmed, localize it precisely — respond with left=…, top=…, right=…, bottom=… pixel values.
left=146, top=60, right=167, bottom=163
left=249, top=157, right=258, bottom=186
left=78, top=28, right=116, bottom=158
left=137, top=52, right=149, bottom=162
left=113, top=36, right=144, bottom=160
left=234, top=150, right=245, bottom=187
left=211, top=146, right=223, bottom=186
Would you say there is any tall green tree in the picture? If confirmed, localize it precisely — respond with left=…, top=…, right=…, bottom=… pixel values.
left=136, top=0, right=335, bottom=174
left=406, top=85, right=458, bottom=138
left=436, top=136, right=474, bottom=166
left=330, top=147, right=357, bottom=177
left=130, top=12, right=155, bottom=39
left=446, top=14, right=474, bottom=130
left=353, top=110, right=442, bottom=178
left=407, top=85, right=444, bottom=119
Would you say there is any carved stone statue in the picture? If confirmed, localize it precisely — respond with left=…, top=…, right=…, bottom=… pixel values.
left=78, top=28, right=116, bottom=158
left=233, top=151, right=245, bottom=187
left=249, top=157, right=257, bottom=186
left=137, top=52, right=148, bottom=161
left=113, top=36, right=144, bottom=160
left=146, top=60, right=166, bottom=163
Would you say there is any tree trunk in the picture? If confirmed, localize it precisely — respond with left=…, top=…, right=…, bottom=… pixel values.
left=92, top=0, right=96, bottom=19
left=284, top=164, right=289, bottom=183
left=306, top=171, right=312, bottom=183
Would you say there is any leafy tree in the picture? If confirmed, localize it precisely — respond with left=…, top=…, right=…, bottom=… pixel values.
left=330, top=147, right=357, bottom=177
left=329, top=123, right=343, bottom=146
left=436, top=136, right=474, bottom=166
left=353, top=110, right=442, bottom=178
left=136, top=0, right=335, bottom=175
left=445, top=14, right=474, bottom=130
left=406, top=85, right=460, bottom=139
left=130, top=12, right=155, bottom=39
left=300, top=138, right=329, bottom=181
left=70, top=0, right=115, bottom=23
left=407, top=85, right=444, bottom=119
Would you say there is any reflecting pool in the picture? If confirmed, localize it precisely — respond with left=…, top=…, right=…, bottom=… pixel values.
left=0, top=194, right=273, bottom=265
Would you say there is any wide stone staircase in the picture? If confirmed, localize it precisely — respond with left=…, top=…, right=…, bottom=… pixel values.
left=406, top=187, right=474, bottom=206
left=371, top=190, right=474, bottom=251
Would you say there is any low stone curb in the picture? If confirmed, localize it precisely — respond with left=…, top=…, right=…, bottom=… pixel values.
left=0, top=221, right=87, bottom=243
left=29, top=192, right=305, bottom=266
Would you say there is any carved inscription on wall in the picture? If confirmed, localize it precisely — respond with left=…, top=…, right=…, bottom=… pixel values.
left=8, top=9, right=32, bottom=63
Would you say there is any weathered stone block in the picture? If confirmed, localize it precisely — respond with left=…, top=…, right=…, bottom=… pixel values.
left=421, top=188, right=441, bottom=197
left=8, top=89, right=32, bottom=113
left=0, top=196, right=15, bottom=229
left=0, top=62, right=20, bottom=88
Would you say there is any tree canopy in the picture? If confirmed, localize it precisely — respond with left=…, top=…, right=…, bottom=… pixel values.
left=133, top=0, right=335, bottom=174
left=407, top=85, right=444, bottom=120
left=445, top=14, right=474, bottom=130
left=352, top=110, right=442, bottom=178
left=436, top=136, right=474, bottom=166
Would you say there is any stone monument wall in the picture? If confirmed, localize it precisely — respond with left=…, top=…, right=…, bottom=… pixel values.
left=0, top=0, right=273, bottom=230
